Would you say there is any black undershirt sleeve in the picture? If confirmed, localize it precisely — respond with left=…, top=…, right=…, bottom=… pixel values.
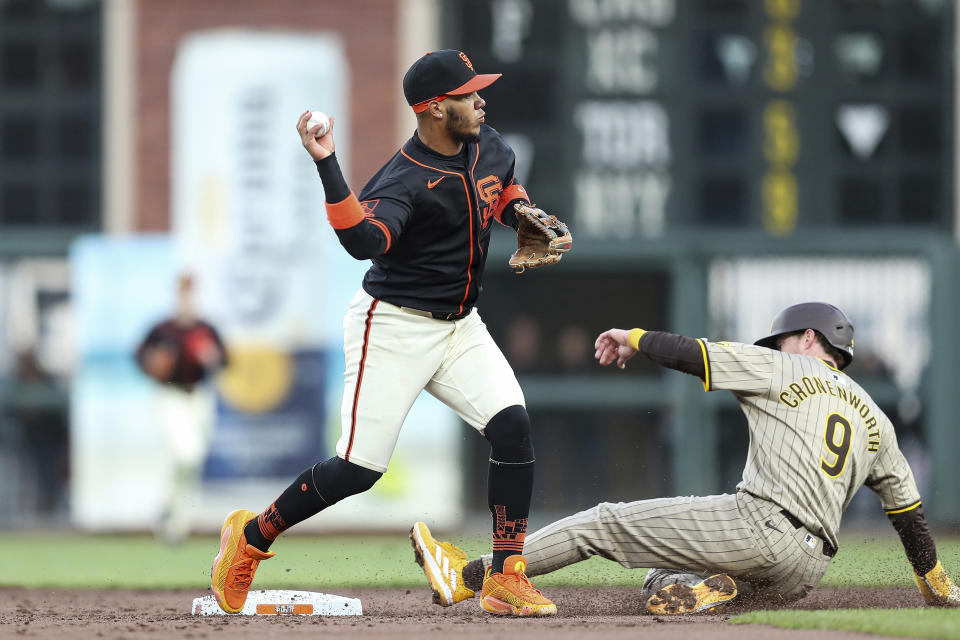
left=500, top=199, right=522, bottom=230
left=314, top=153, right=350, bottom=203
left=637, top=331, right=706, bottom=380
left=887, top=505, right=938, bottom=576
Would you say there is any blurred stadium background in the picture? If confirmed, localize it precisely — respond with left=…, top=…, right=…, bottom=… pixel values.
left=0, top=0, right=958, bottom=540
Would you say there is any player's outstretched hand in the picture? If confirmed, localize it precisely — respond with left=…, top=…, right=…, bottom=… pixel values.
left=296, top=111, right=336, bottom=162
left=915, top=561, right=960, bottom=607
left=594, top=328, right=637, bottom=370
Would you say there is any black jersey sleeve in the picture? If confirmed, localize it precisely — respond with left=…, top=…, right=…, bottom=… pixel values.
left=318, top=154, right=412, bottom=259
left=494, top=179, right=530, bottom=231
left=134, top=324, right=163, bottom=372
left=201, top=321, right=229, bottom=368
left=485, top=130, right=529, bottom=230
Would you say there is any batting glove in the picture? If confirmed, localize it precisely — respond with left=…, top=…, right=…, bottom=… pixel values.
left=915, top=561, right=960, bottom=606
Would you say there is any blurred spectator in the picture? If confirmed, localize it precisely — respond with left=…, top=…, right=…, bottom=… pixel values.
left=557, top=324, right=592, bottom=373
left=845, top=348, right=894, bottom=381
left=134, top=273, right=228, bottom=544
left=8, top=348, right=69, bottom=521
left=505, top=314, right=541, bottom=373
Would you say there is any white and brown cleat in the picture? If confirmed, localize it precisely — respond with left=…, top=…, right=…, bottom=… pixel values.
left=645, top=574, right=738, bottom=614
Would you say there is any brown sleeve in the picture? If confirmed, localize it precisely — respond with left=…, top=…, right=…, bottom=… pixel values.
left=638, top=331, right=706, bottom=380
left=887, top=503, right=938, bottom=576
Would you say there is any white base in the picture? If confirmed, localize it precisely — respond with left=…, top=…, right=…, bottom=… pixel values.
left=192, top=590, right=362, bottom=616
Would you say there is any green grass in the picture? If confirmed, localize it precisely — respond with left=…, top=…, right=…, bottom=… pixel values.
left=0, top=531, right=647, bottom=589
left=0, top=531, right=957, bottom=593
left=818, top=535, right=960, bottom=588
left=731, top=609, right=960, bottom=639
left=4, top=531, right=960, bottom=638
left=0, top=533, right=424, bottom=589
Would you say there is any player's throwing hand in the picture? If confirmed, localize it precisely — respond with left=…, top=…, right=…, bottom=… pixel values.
left=594, top=328, right=637, bottom=369
left=296, top=110, right=336, bottom=161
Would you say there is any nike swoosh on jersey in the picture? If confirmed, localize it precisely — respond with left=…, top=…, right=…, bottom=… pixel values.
left=765, top=520, right=783, bottom=533
left=427, top=177, right=445, bottom=189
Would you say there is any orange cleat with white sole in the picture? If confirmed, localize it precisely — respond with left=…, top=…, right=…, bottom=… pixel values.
left=480, top=554, right=556, bottom=617
left=210, top=509, right=275, bottom=613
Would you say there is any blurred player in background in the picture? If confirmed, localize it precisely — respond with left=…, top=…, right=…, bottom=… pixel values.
left=415, top=302, right=960, bottom=613
left=211, top=49, right=569, bottom=616
left=135, top=273, right=228, bottom=544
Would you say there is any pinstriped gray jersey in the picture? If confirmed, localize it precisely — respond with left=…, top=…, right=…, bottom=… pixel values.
left=701, top=340, right=920, bottom=550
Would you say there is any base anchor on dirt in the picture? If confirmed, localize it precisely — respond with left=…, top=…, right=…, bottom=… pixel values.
left=191, top=590, right=362, bottom=616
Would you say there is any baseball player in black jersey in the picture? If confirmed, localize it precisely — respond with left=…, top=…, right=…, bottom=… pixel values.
left=135, top=273, right=228, bottom=544
left=211, top=50, right=568, bottom=616
left=415, top=302, right=960, bottom=614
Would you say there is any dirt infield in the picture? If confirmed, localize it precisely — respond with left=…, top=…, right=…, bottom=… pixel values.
left=0, top=586, right=922, bottom=639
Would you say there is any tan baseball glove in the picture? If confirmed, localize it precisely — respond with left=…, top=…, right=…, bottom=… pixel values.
left=508, top=203, right=572, bottom=273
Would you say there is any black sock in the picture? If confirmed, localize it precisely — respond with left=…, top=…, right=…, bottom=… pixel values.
left=243, top=457, right=381, bottom=552
left=244, top=466, right=329, bottom=552
left=488, top=459, right=534, bottom=573
left=464, top=559, right=486, bottom=591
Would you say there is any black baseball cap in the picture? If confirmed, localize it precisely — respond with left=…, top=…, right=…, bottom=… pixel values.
left=403, top=50, right=501, bottom=113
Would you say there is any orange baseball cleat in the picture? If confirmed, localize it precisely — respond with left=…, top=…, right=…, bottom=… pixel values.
left=210, top=509, right=275, bottom=613
left=480, top=554, right=556, bottom=616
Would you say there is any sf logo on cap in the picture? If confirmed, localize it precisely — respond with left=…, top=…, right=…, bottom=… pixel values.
left=459, top=51, right=474, bottom=71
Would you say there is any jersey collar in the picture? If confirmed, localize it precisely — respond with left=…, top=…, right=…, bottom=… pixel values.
left=817, top=357, right=843, bottom=373
left=406, top=130, right=477, bottom=167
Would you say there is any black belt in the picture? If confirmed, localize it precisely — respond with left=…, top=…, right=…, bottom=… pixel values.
left=398, top=305, right=466, bottom=321
left=781, top=509, right=837, bottom=558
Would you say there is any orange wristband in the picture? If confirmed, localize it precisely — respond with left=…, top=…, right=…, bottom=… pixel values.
left=325, top=192, right=364, bottom=229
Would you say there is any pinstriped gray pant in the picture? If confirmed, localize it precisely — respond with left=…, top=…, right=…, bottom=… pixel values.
left=485, top=491, right=832, bottom=604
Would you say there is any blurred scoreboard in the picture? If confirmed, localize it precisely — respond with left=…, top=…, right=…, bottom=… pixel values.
left=446, top=0, right=954, bottom=238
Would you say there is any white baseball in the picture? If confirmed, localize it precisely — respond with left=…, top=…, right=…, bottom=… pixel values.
left=307, top=110, right=330, bottom=138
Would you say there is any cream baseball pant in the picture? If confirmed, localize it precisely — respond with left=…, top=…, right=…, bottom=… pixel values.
left=482, top=490, right=833, bottom=604
left=156, top=383, right=216, bottom=542
left=336, top=288, right=525, bottom=472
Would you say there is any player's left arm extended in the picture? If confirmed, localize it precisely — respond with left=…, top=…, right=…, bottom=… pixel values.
left=885, top=502, right=960, bottom=606
left=595, top=328, right=706, bottom=378
left=869, top=449, right=960, bottom=607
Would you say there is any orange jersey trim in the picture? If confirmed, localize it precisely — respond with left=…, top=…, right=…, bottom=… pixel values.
left=464, top=142, right=480, bottom=296
left=365, top=218, right=392, bottom=253
left=400, top=148, right=475, bottom=316
left=346, top=298, right=379, bottom=462
left=492, top=182, right=530, bottom=224
left=326, top=192, right=365, bottom=230
left=469, top=143, right=483, bottom=257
